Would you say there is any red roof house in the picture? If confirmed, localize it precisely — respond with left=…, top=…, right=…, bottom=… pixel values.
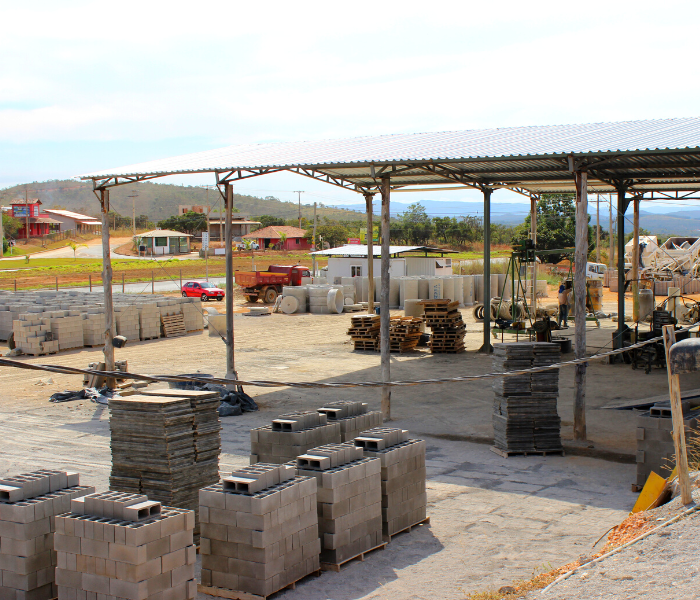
left=10, top=199, right=62, bottom=239
left=243, top=226, right=311, bottom=250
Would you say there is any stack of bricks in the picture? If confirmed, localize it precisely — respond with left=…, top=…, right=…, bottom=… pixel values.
left=250, top=411, right=341, bottom=465
left=317, top=401, right=383, bottom=443
left=0, top=469, right=95, bottom=600
left=137, top=305, right=161, bottom=341
left=180, top=303, right=203, bottom=333
left=12, top=315, right=58, bottom=356
left=419, top=300, right=466, bottom=353
left=109, top=394, right=220, bottom=540
left=114, top=306, right=141, bottom=342
left=55, top=492, right=195, bottom=600
left=354, top=428, right=427, bottom=539
left=199, top=463, right=320, bottom=598
left=50, top=312, right=85, bottom=351
left=81, top=310, right=105, bottom=347
left=295, top=444, right=382, bottom=567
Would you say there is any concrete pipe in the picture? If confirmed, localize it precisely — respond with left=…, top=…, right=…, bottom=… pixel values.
left=390, top=278, right=400, bottom=309
left=208, top=314, right=227, bottom=337
left=473, top=274, right=484, bottom=304
left=490, top=274, right=500, bottom=302
left=472, top=304, right=485, bottom=322
left=639, top=289, right=654, bottom=321
left=282, top=286, right=308, bottom=313
left=463, top=276, right=474, bottom=306
left=404, top=299, right=424, bottom=318
left=428, top=278, right=443, bottom=300
left=442, top=277, right=455, bottom=303
left=417, top=277, right=429, bottom=300
left=452, top=277, right=464, bottom=306
left=401, top=278, right=419, bottom=309
left=280, top=296, right=299, bottom=314
left=327, top=289, right=344, bottom=314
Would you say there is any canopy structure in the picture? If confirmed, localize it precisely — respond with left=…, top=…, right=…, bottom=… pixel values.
left=79, top=117, right=700, bottom=439
left=311, top=245, right=456, bottom=257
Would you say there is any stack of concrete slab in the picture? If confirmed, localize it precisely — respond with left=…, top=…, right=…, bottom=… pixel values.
left=180, top=303, right=203, bottom=333
left=55, top=491, right=195, bottom=600
left=81, top=309, right=105, bottom=346
left=49, top=312, right=85, bottom=351
left=114, top=306, right=141, bottom=342
left=354, top=428, right=427, bottom=539
left=317, top=401, right=383, bottom=443
left=108, top=395, right=219, bottom=539
left=492, top=342, right=563, bottom=454
left=156, top=300, right=182, bottom=318
left=295, top=444, right=382, bottom=567
left=250, top=411, right=341, bottom=465
left=12, top=314, right=59, bottom=356
left=137, top=304, right=161, bottom=341
left=0, top=469, right=95, bottom=600
left=199, top=463, right=319, bottom=598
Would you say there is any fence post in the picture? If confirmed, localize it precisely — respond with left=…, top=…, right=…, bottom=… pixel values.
left=122, top=273, right=125, bottom=293
left=55, top=277, right=58, bottom=291
left=152, top=271, right=155, bottom=294
left=179, top=269, right=182, bottom=289
left=89, top=274, right=92, bottom=292
left=14, top=279, right=17, bottom=292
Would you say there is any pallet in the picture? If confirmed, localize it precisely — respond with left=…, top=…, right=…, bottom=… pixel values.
left=489, top=446, right=565, bottom=458
left=139, top=336, right=160, bottom=341
left=161, top=314, right=187, bottom=337
left=320, top=542, right=387, bottom=572
left=198, top=571, right=321, bottom=600
left=383, top=516, right=431, bottom=542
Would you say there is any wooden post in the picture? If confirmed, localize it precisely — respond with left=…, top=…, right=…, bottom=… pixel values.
left=596, top=194, right=601, bottom=264
left=224, top=182, right=236, bottom=381
left=99, top=188, right=116, bottom=386
left=151, top=271, right=154, bottom=294
left=380, top=178, right=391, bottom=420
left=122, top=272, right=125, bottom=293
left=55, top=277, right=58, bottom=291
left=609, top=194, right=614, bottom=269
left=89, top=274, right=92, bottom=292
left=179, top=269, right=182, bottom=289
left=632, top=195, right=640, bottom=323
left=0, top=204, right=4, bottom=259
left=662, top=325, right=693, bottom=505
left=365, top=193, right=375, bottom=313
left=480, top=187, right=493, bottom=353
left=615, top=187, right=628, bottom=348
left=573, top=169, right=588, bottom=440
left=530, top=195, right=537, bottom=316
left=14, top=279, right=17, bottom=292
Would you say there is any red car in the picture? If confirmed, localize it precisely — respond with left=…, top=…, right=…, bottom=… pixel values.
left=181, top=281, right=225, bottom=301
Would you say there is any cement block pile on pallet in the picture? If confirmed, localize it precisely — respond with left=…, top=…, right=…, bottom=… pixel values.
left=55, top=492, right=195, bottom=600
left=294, top=444, right=382, bottom=567
left=0, top=469, right=95, bottom=600
left=47, top=312, right=84, bottom=352
left=199, top=464, right=320, bottom=598
left=81, top=310, right=105, bottom=347
left=354, top=428, right=427, bottom=539
left=250, top=411, right=341, bottom=465
left=12, top=315, right=58, bottom=357
left=136, top=305, right=161, bottom=341
left=180, top=304, right=203, bottom=333
left=317, top=401, right=383, bottom=443
left=492, top=342, right=563, bottom=454
left=114, top=307, right=141, bottom=343
left=108, top=394, right=220, bottom=539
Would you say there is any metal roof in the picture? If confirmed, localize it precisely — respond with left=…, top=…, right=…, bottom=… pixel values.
left=79, top=118, right=700, bottom=196
left=44, top=209, right=100, bottom=221
left=311, top=245, right=455, bottom=257
left=137, top=230, right=192, bottom=238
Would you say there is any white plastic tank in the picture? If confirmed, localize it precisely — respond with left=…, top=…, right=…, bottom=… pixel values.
left=496, top=274, right=508, bottom=299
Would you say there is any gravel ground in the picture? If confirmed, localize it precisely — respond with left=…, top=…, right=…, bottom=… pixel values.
left=529, top=486, right=700, bottom=600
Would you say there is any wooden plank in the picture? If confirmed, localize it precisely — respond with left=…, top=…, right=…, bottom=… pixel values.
left=490, top=446, right=564, bottom=458
left=382, top=516, right=431, bottom=542
left=320, top=542, right=387, bottom=572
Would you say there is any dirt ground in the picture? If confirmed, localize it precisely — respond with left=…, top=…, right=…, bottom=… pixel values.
left=1, top=290, right=696, bottom=599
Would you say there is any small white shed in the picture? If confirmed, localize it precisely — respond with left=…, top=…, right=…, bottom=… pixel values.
left=135, top=230, right=192, bottom=255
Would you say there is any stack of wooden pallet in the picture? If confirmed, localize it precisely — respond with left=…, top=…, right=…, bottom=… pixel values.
left=388, top=316, right=423, bottom=353
left=419, top=300, right=466, bottom=353
left=347, top=314, right=380, bottom=351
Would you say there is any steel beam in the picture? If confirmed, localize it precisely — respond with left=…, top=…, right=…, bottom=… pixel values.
left=380, top=177, right=391, bottom=420
left=479, top=186, right=493, bottom=353
left=224, top=182, right=236, bottom=383
left=365, top=193, right=375, bottom=314
left=615, top=187, right=630, bottom=348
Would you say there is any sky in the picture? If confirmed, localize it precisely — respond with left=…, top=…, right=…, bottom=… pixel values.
left=2, top=0, right=700, bottom=212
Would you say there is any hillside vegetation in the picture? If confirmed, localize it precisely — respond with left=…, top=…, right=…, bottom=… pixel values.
left=0, top=180, right=365, bottom=223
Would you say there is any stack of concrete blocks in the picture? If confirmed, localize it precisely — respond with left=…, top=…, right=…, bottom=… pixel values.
left=49, top=312, right=85, bottom=351
left=250, top=411, right=341, bottom=465
left=137, top=304, right=161, bottom=341
left=82, top=309, right=105, bottom=347
left=55, top=492, right=195, bottom=600
left=180, top=302, right=203, bottom=333
left=295, top=444, right=382, bottom=566
left=0, top=470, right=95, bottom=600
left=156, top=300, right=182, bottom=318
left=114, top=306, right=141, bottom=342
left=317, top=401, right=383, bottom=443
left=635, top=411, right=699, bottom=488
left=354, top=428, right=427, bottom=539
left=199, top=463, right=320, bottom=597
left=12, top=315, right=59, bottom=356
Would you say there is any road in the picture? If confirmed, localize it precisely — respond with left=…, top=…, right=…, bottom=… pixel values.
left=72, top=278, right=226, bottom=294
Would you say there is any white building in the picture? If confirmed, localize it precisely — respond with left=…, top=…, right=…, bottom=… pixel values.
left=42, top=209, right=102, bottom=235
left=135, top=230, right=193, bottom=255
left=312, top=245, right=455, bottom=283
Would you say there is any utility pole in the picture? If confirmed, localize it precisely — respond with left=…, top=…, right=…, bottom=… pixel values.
left=596, top=194, right=601, bottom=264
left=0, top=204, right=4, bottom=259
left=312, top=202, right=318, bottom=277
left=294, top=191, right=304, bottom=228
left=25, top=187, right=29, bottom=241
left=128, top=192, right=138, bottom=238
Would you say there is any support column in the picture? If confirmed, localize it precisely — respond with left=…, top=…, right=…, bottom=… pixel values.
left=99, top=189, right=116, bottom=382
left=365, top=193, right=375, bottom=313
left=596, top=194, right=601, bottom=264
left=632, top=195, right=641, bottom=323
left=224, top=182, right=236, bottom=381
left=573, top=170, right=588, bottom=440
left=609, top=194, right=614, bottom=269
left=380, top=178, right=391, bottom=420
left=480, top=186, right=493, bottom=353
left=530, top=195, right=537, bottom=315
left=615, top=187, right=629, bottom=348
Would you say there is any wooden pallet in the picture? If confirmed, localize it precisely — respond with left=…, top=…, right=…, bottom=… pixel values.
left=198, top=571, right=321, bottom=600
left=383, top=516, right=431, bottom=542
left=489, top=446, right=565, bottom=458
left=320, top=542, right=387, bottom=572
left=161, top=314, right=187, bottom=337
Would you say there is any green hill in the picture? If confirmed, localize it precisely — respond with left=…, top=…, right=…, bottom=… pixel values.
left=0, top=180, right=366, bottom=224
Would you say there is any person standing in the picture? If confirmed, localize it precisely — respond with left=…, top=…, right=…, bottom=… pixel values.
left=558, top=282, right=570, bottom=328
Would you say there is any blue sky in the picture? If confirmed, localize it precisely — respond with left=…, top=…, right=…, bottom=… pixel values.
left=3, top=0, right=700, bottom=211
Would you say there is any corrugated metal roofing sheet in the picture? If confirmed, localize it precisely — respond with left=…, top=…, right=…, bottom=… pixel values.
left=80, top=118, right=700, bottom=179
left=311, top=245, right=443, bottom=256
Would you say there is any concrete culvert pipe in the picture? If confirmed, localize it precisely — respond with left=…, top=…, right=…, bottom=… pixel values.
left=404, top=299, right=424, bottom=318
left=280, top=296, right=299, bottom=314
left=327, top=289, right=344, bottom=314
left=282, top=286, right=307, bottom=313
left=472, top=304, right=485, bottom=322
left=344, top=297, right=354, bottom=306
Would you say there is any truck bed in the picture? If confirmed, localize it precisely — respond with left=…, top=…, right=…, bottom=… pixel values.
left=234, top=271, right=290, bottom=288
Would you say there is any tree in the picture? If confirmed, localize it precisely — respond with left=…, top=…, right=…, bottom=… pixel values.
left=277, top=232, right=288, bottom=252
left=307, top=223, right=349, bottom=248
left=157, top=211, right=207, bottom=235
left=254, top=215, right=286, bottom=230
left=512, top=194, right=590, bottom=263
left=135, top=214, right=152, bottom=229
left=2, top=213, right=22, bottom=239
left=397, top=203, right=433, bottom=245
left=66, top=240, right=88, bottom=260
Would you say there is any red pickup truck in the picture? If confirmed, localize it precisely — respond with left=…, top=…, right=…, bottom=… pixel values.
left=235, top=265, right=311, bottom=304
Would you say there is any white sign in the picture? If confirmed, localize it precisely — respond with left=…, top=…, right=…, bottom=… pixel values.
left=201, top=232, right=209, bottom=250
